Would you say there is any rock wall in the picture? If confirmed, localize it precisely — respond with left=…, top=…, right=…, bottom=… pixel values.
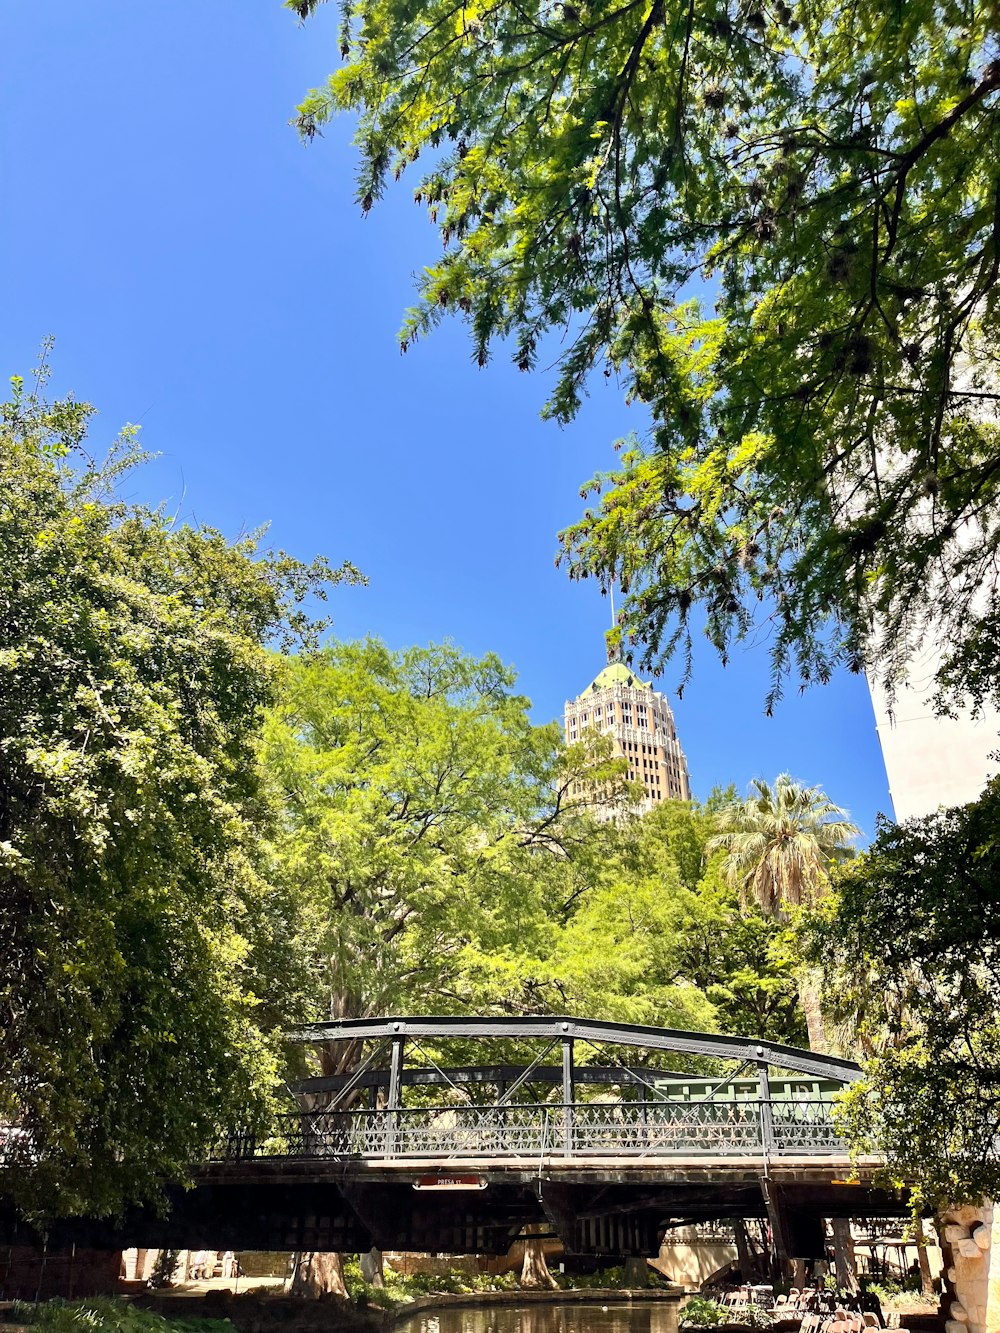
left=939, top=1204, right=996, bottom=1333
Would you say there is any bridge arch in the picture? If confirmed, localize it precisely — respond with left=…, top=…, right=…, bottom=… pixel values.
left=287, top=1014, right=862, bottom=1083
left=211, top=1014, right=867, bottom=1167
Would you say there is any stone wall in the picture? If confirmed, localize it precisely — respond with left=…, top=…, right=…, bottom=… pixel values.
left=939, top=1204, right=996, bottom=1333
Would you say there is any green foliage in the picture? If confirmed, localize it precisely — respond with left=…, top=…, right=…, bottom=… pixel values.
left=803, top=775, right=1000, bottom=1207
left=556, top=1262, right=672, bottom=1289
left=147, top=1251, right=181, bottom=1290
left=401, top=1269, right=470, bottom=1295
left=709, top=775, right=858, bottom=913
left=341, top=1259, right=520, bottom=1305
left=264, top=638, right=627, bottom=1038
left=680, top=1296, right=733, bottom=1327
left=738, top=1306, right=776, bottom=1329
left=266, top=645, right=814, bottom=1063
left=292, top=0, right=1000, bottom=711
left=11, top=1299, right=232, bottom=1333
left=555, top=798, right=807, bottom=1044
left=265, top=638, right=813, bottom=1084
left=0, top=364, right=359, bottom=1219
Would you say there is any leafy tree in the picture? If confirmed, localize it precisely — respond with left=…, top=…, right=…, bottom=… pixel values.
left=264, top=638, right=625, bottom=1063
left=536, top=868, right=718, bottom=1032
left=266, top=638, right=628, bottom=1295
left=267, top=652, right=815, bottom=1285
left=804, top=777, right=1000, bottom=1209
left=708, top=776, right=859, bottom=912
left=675, top=876, right=808, bottom=1048
left=0, top=365, right=357, bottom=1219
left=707, top=776, right=858, bottom=1049
left=461, top=796, right=808, bottom=1048
left=290, top=0, right=1000, bottom=710
left=653, top=797, right=809, bottom=1045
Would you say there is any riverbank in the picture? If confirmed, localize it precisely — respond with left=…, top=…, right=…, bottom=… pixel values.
left=382, top=1288, right=682, bottom=1325
left=142, top=1285, right=681, bottom=1332
left=1, top=1286, right=683, bottom=1333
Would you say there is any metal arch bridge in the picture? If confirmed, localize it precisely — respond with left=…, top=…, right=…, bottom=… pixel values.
left=171, top=1015, right=902, bottom=1262
left=3, top=1016, right=904, bottom=1264
left=220, top=1015, right=864, bottom=1165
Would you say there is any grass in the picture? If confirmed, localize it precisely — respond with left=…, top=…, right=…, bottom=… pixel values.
left=9, top=1299, right=233, bottom=1333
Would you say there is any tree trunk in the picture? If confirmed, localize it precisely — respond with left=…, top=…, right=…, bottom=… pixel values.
left=519, top=1225, right=558, bottom=1289
left=359, top=1248, right=385, bottom=1288
left=623, top=1255, right=648, bottom=1288
left=290, top=1252, right=348, bottom=1298
left=733, top=1219, right=754, bottom=1282
left=799, top=971, right=829, bottom=1054
left=915, top=1218, right=935, bottom=1298
left=832, top=1218, right=858, bottom=1293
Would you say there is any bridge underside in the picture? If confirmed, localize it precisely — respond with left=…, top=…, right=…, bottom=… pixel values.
left=1, top=1158, right=909, bottom=1261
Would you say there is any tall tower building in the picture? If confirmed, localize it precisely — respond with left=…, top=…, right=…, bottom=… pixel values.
left=564, top=662, right=691, bottom=813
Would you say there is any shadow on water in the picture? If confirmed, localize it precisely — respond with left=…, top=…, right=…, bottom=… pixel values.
left=395, top=1303, right=680, bottom=1333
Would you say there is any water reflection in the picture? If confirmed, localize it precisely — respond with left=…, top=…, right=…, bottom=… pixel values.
left=396, top=1299, right=680, bottom=1333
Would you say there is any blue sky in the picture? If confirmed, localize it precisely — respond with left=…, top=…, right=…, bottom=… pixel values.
left=2, top=1, right=893, bottom=838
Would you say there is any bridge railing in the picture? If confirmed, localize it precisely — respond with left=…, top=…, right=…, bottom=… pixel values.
left=769, top=1097, right=847, bottom=1152
left=217, top=1098, right=846, bottom=1162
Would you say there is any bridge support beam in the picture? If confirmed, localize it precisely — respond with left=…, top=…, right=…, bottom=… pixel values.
left=562, top=1037, right=575, bottom=1154
left=761, top=1178, right=793, bottom=1280
left=387, top=1035, right=404, bottom=1155
left=538, top=1181, right=577, bottom=1253
left=387, top=1036, right=404, bottom=1111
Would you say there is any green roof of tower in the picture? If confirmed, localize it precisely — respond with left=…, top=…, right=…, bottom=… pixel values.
left=586, top=662, right=652, bottom=692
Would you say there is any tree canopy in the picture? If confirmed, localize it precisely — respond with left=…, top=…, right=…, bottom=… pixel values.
left=708, top=774, right=858, bottom=1051
left=264, top=637, right=605, bottom=1048
left=536, top=796, right=808, bottom=1045
left=803, top=777, right=1000, bottom=1208
left=266, top=650, right=811, bottom=1076
left=0, top=368, right=358, bottom=1219
left=290, top=0, right=1000, bottom=710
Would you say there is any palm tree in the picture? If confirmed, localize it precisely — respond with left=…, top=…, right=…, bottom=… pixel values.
left=707, top=774, right=859, bottom=1051
left=709, top=775, right=861, bottom=1291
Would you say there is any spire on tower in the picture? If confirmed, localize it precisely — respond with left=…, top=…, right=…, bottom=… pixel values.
left=607, top=573, right=623, bottom=662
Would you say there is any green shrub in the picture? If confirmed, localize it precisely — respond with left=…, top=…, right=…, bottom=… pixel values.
left=567, top=1267, right=624, bottom=1289
left=738, top=1305, right=774, bottom=1329
left=468, top=1272, right=519, bottom=1292
left=401, top=1270, right=464, bottom=1296
left=680, top=1296, right=732, bottom=1327
left=11, top=1300, right=232, bottom=1333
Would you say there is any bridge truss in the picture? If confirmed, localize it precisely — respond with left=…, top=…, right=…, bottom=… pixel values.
left=221, top=1015, right=863, bottom=1165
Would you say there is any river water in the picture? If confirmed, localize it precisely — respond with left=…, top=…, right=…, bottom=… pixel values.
left=395, top=1302, right=681, bottom=1333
